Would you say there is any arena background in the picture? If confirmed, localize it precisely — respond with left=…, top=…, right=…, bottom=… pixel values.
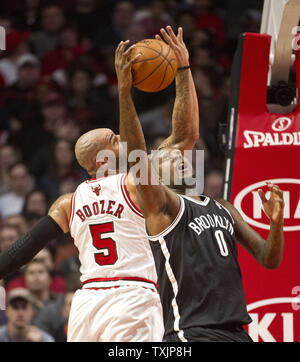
left=0, top=0, right=297, bottom=342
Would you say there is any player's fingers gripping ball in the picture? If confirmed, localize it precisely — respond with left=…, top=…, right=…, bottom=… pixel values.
left=129, top=39, right=178, bottom=92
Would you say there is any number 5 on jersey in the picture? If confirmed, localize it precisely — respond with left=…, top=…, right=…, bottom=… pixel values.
left=89, top=222, right=118, bottom=265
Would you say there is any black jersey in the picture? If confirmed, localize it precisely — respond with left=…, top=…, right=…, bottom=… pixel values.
left=149, top=195, right=252, bottom=340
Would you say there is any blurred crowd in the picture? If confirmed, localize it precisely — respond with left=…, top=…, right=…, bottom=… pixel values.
left=0, top=0, right=262, bottom=341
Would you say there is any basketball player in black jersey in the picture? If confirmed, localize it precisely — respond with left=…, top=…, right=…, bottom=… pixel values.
left=115, top=26, right=285, bottom=342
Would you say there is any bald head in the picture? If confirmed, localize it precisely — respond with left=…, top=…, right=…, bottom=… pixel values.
left=75, top=128, right=121, bottom=176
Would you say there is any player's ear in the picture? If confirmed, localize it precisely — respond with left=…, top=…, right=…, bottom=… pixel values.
left=96, top=159, right=107, bottom=169
left=95, top=159, right=109, bottom=178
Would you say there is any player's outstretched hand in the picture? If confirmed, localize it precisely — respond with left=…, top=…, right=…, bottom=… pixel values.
left=156, top=26, right=189, bottom=68
left=115, top=40, right=141, bottom=92
left=258, top=182, right=284, bottom=225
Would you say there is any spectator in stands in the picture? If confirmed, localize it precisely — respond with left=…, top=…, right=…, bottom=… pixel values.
left=65, top=67, right=95, bottom=129
left=0, top=30, right=31, bottom=88
left=58, top=177, right=80, bottom=196
left=0, top=163, right=34, bottom=219
left=0, top=145, right=21, bottom=195
left=176, top=11, right=197, bottom=51
left=38, top=139, right=84, bottom=200
left=190, top=27, right=215, bottom=52
left=0, top=224, right=22, bottom=288
left=15, top=54, right=41, bottom=89
left=6, top=248, right=66, bottom=295
left=123, top=23, right=147, bottom=45
left=93, top=0, right=136, bottom=51
left=24, top=259, right=60, bottom=323
left=41, top=25, right=89, bottom=85
left=193, top=65, right=229, bottom=162
left=193, top=0, right=225, bottom=46
left=34, top=271, right=81, bottom=341
left=22, top=190, right=48, bottom=218
left=0, top=224, right=20, bottom=253
left=13, top=0, right=43, bottom=31
left=67, top=0, right=109, bottom=40
left=54, top=117, right=81, bottom=144
left=33, top=248, right=65, bottom=294
left=26, top=92, right=67, bottom=173
left=1, top=54, right=42, bottom=162
left=204, top=169, right=224, bottom=199
left=133, top=0, right=174, bottom=39
left=0, top=14, right=13, bottom=34
left=139, top=96, right=173, bottom=143
left=65, top=66, right=117, bottom=131
left=0, top=288, right=54, bottom=342
left=30, top=5, right=66, bottom=58
left=5, top=214, right=29, bottom=235
left=240, top=9, right=262, bottom=34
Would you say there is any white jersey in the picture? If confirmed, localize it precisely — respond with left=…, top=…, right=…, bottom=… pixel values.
left=69, top=173, right=158, bottom=290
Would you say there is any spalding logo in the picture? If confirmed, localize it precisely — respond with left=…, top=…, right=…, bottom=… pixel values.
left=233, top=178, right=300, bottom=231
left=271, top=117, right=292, bottom=132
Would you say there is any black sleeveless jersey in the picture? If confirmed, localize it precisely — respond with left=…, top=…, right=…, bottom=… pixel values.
left=149, top=195, right=252, bottom=339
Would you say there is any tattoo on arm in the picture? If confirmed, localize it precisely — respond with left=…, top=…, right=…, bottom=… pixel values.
left=158, top=70, right=198, bottom=150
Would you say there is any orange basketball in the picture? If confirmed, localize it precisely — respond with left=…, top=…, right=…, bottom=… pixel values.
left=130, top=39, right=177, bottom=93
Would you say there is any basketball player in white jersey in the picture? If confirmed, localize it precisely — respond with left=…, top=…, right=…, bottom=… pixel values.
left=0, top=26, right=199, bottom=342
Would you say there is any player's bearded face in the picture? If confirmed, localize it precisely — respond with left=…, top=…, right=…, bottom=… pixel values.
left=152, top=148, right=195, bottom=190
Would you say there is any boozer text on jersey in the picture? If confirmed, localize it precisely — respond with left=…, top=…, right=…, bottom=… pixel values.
left=75, top=199, right=125, bottom=222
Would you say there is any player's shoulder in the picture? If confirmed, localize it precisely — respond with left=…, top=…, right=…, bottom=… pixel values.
left=48, top=192, right=73, bottom=217
left=216, top=198, right=231, bottom=208
left=52, top=193, right=73, bottom=208
left=48, top=193, right=73, bottom=233
left=215, top=198, right=243, bottom=223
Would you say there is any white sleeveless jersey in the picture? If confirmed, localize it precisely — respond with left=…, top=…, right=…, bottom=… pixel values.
left=69, top=173, right=158, bottom=290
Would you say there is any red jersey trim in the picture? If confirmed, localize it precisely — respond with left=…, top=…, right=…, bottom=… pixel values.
left=82, top=276, right=158, bottom=290
left=85, top=176, right=105, bottom=184
left=68, top=191, right=77, bottom=227
left=85, top=286, right=156, bottom=292
left=85, top=173, right=118, bottom=184
left=120, top=174, right=144, bottom=218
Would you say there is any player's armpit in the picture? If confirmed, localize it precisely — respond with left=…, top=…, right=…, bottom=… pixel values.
left=138, top=185, right=181, bottom=236
left=48, top=193, right=72, bottom=233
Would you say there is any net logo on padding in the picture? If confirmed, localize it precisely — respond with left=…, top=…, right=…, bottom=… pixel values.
left=233, top=178, right=300, bottom=232
left=246, top=294, right=300, bottom=342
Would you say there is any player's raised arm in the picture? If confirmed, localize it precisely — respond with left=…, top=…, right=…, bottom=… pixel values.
left=115, top=41, right=180, bottom=236
left=218, top=182, right=284, bottom=269
left=156, top=26, right=199, bottom=151
left=0, top=193, right=71, bottom=279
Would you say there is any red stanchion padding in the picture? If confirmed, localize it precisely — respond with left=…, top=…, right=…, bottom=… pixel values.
left=229, top=32, right=300, bottom=342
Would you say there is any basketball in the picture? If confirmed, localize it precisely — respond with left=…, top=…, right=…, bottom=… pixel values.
left=130, top=39, right=177, bottom=93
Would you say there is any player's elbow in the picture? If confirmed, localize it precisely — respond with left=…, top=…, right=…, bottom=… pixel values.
left=264, top=261, right=282, bottom=270
left=190, top=129, right=199, bottom=144
left=262, top=256, right=282, bottom=270
left=182, top=129, right=199, bottom=150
